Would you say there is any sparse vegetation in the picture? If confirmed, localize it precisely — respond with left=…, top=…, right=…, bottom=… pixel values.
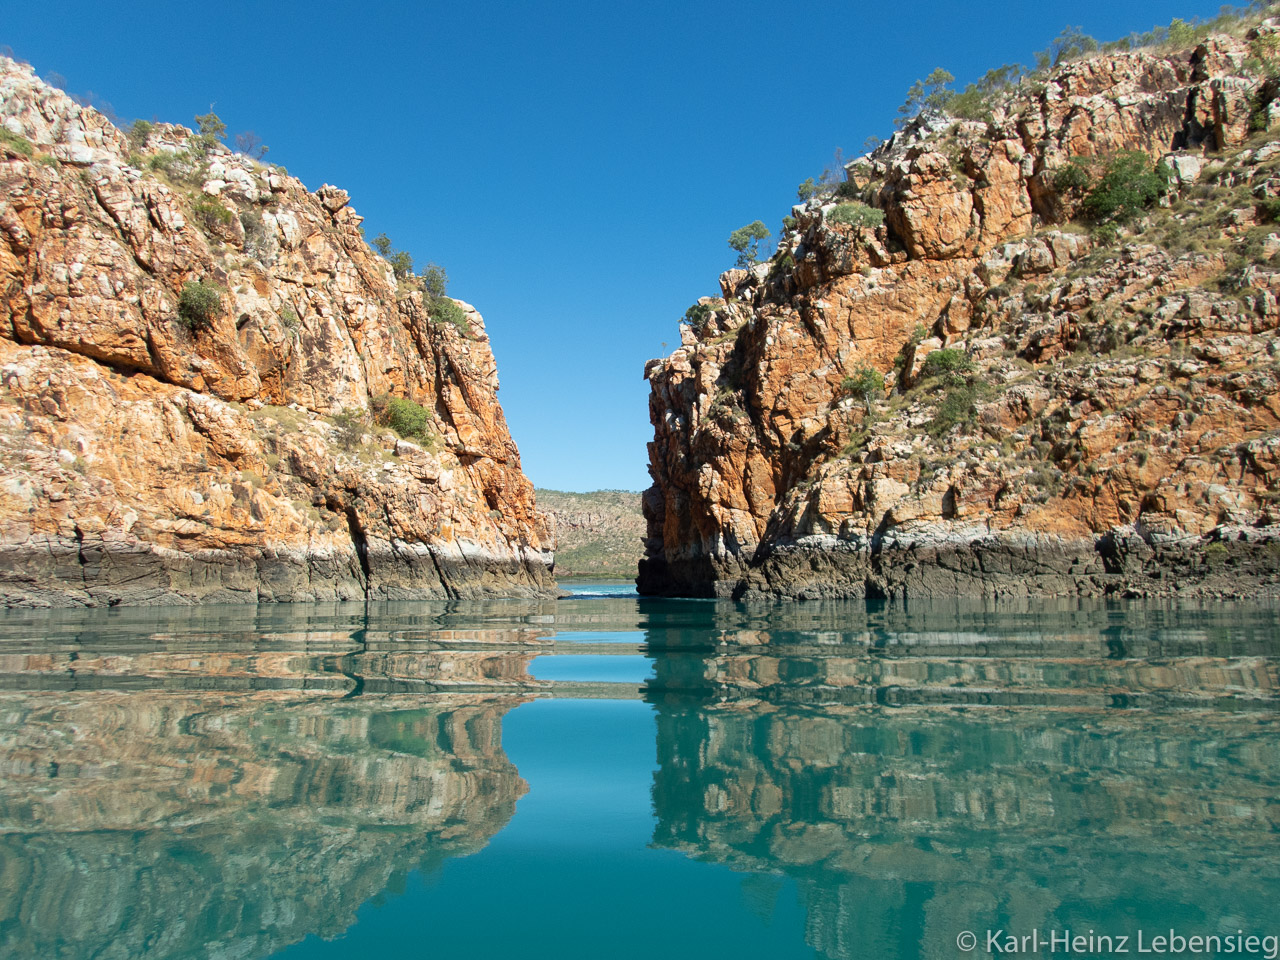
left=535, top=489, right=644, bottom=579
left=192, top=195, right=233, bottom=233
left=429, top=296, right=468, bottom=333
left=927, top=384, right=979, bottom=436
left=233, top=130, right=268, bottom=160
left=242, top=209, right=271, bottom=261
left=177, top=280, right=224, bottom=330
left=1053, top=157, right=1093, bottom=194
left=797, top=177, right=823, bottom=201
left=827, top=202, right=884, bottom=229
left=919, top=348, right=973, bottom=384
left=841, top=366, right=885, bottom=409
left=147, top=148, right=205, bottom=185
left=0, top=127, right=35, bottom=157
left=192, top=110, right=226, bottom=151
left=1035, top=26, right=1098, bottom=70
left=126, top=119, right=154, bottom=151
left=372, top=233, right=415, bottom=279
left=331, top=408, right=365, bottom=450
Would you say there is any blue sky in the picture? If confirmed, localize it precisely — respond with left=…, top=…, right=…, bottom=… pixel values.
left=3, top=0, right=1238, bottom=491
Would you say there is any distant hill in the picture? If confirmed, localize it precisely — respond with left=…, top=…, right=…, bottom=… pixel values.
left=537, top=489, right=644, bottom=580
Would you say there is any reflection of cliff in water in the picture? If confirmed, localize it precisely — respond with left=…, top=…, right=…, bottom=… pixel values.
left=0, top=688, right=527, bottom=959
left=649, top=628, right=1280, bottom=960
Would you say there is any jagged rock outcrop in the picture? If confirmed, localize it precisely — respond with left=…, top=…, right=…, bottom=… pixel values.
left=0, top=58, right=554, bottom=605
left=642, top=27, right=1280, bottom=599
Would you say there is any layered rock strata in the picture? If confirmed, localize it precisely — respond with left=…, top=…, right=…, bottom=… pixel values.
left=0, top=58, right=554, bottom=605
left=642, top=29, right=1280, bottom=599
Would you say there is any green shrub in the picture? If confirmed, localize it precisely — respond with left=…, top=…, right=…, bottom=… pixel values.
left=279, top=305, right=300, bottom=331
left=766, top=251, right=796, bottom=284
left=1092, top=221, right=1122, bottom=246
left=946, top=86, right=989, bottom=121
left=781, top=215, right=798, bottom=232
left=1052, top=158, right=1093, bottom=194
left=1258, top=198, right=1280, bottom=223
left=177, top=280, right=224, bottom=330
left=126, top=119, right=154, bottom=151
left=833, top=180, right=862, bottom=200
left=430, top=296, right=468, bottom=333
left=388, top=250, right=414, bottom=279
left=927, top=384, right=978, bottom=436
left=684, top=302, right=714, bottom=329
left=192, top=195, right=233, bottom=233
left=1249, top=85, right=1276, bottom=133
left=841, top=366, right=885, bottom=407
left=827, top=202, right=884, bottom=228
left=375, top=396, right=432, bottom=442
left=919, top=348, right=973, bottom=383
left=1081, top=151, right=1171, bottom=223
left=241, top=208, right=271, bottom=260
left=372, top=232, right=417, bottom=279
left=0, top=128, right=34, bottom=157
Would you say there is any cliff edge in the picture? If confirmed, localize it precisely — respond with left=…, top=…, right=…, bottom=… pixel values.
left=642, top=24, right=1280, bottom=599
left=0, top=58, right=554, bottom=605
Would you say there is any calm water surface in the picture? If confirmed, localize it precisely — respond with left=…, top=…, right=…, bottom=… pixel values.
left=0, top=585, right=1277, bottom=959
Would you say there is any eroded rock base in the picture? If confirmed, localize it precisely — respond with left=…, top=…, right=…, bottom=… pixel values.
left=638, top=527, right=1280, bottom=601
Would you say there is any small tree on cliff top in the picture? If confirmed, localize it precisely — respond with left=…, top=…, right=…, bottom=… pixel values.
left=895, top=68, right=955, bottom=128
left=728, top=221, right=771, bottom=268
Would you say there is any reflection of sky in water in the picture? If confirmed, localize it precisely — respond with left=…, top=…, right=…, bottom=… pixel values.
left=529, top=654, right=654, bottom=684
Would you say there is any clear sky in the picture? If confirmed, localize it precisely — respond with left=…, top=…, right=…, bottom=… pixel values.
left=3, top=0, right=1238, bottom=491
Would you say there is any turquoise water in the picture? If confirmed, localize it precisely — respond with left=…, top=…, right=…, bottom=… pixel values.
left=0, top=591, right=1277, bottom=959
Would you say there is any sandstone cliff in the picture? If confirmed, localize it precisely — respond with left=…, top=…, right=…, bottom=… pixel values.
left=0, top=58, right=554, bottom=605
left=642, top=24, right=1280, bottom=599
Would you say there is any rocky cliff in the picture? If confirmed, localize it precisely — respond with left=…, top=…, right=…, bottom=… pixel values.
left=0, top=58, right=554, bottom=605
left=642, top=24, right=1280, bottom=599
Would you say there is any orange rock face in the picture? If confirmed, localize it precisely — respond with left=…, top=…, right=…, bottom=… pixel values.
left=0, top=58, right=554, bottom=605
left=642, top=32, right=1280, bottom=599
